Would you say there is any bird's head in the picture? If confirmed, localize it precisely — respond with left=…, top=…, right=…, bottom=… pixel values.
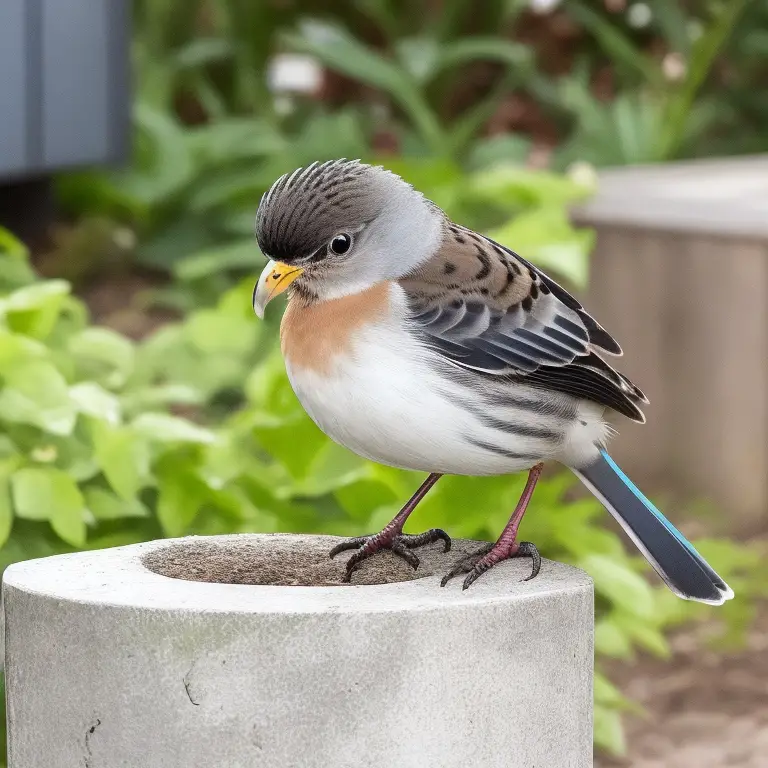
left=252, top=159, right=444, bottom=317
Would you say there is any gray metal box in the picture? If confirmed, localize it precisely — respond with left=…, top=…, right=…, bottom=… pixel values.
left=0, top=0, right=130, bottom=180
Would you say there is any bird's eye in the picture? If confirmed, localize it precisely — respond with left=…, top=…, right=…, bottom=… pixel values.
left=330, top=233, right=352, bottom=255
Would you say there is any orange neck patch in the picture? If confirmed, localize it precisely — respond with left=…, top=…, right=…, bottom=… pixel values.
left=280, top=282, right=392, bottom=375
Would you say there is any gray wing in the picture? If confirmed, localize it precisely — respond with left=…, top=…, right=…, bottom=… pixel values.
left=398, top=224, right=648, bottom=422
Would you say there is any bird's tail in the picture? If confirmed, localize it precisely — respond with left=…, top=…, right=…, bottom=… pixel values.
left=572, top=449, right=733, bottom=605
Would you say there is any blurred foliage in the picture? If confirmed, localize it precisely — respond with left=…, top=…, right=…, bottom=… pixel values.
left=48, top=0, right=764, bottom=315
left=57, top=122, right=595, bottom=307
left=127, top=0, right=766, bottom=168
left=55, top=0, right=766, bottom=295
left=551, top=0, right=757, bottom=167
left=4, top=0, right=768, bottom=761
left=2, top=218, right=768, bottom=756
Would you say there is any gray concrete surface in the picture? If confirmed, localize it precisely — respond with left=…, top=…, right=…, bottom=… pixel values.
left=4, top=534, right=594, bottom=768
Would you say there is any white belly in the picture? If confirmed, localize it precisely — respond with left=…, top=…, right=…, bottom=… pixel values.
left=284, top=313, right=606, bottom=475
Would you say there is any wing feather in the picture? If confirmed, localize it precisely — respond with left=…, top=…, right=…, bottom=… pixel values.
left=399, top=225, right=646, bottom=422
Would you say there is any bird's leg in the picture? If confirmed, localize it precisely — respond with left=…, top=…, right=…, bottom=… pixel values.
left=441, top=463, right=544, bottom=590
left=329, top=473, right=450, bottom=582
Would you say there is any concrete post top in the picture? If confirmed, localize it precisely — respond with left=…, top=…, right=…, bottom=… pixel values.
left=5, top=534, right=594, bottom=767
left=571, top=153, right=768, bottom=237
left=3, top=533, right=592, bottom=615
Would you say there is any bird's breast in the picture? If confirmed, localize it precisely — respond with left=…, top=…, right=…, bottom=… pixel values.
left=279, top=283, right=590, bottom=474
left=280, top=282, right=392, bottom=375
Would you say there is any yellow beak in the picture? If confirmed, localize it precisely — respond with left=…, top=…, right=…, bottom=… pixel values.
left=252, top=260, right=305, bottom=318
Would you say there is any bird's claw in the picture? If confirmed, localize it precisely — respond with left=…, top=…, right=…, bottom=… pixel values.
left=330, top=528, right=451, bottom=582
left=441, top=541, right=541, bottom=590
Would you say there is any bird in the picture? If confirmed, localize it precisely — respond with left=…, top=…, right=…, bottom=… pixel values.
left=251, top=158, right=733, bottom=605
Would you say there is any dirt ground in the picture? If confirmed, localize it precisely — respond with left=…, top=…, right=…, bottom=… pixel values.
left=596, top=603, right=768, bottom=768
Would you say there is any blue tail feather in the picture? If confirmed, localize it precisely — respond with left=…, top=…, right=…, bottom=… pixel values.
left=572, top=450, right=733, bottom=605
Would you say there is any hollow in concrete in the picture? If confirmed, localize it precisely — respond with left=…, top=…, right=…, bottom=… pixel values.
left=141, top=534, right=479, bottom=587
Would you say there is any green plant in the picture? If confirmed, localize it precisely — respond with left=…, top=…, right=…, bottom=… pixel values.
left=281, top=15, right=533, bottom=159
left=550, top=0, right=755, bottom=168
left=131, top=0, right=530, bottom=120
left=124, top=0, right=768, bottom=188
left=0, top=230, right=226, bottom=565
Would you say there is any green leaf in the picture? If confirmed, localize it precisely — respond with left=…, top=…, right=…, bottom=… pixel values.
left=121, top=383, right=203, bottom=414
left=1, top=279, right=70, bottom=312
left=291, top=441, right=369, bottom=497
left=91, top=422, right=150, bottom=500
left=394, top=36, right=440, bottom=83
left=200, top=431, right=253, bottom=489
left=647, top=0, right=691, bottom=55
left=118, top=101, right=196, bottom=207
left=0, top=359, right=76, bottom=435
left=0, top=280, right=70, bottom=339
left=182, top=308, right=258, bottom=355
left=69, top=327, right=135, bottom=389
left=250, top=412, right=327, bottom=481
left=11, top=467, right=86, bottom=546
left=69, top=382, right=121, bottom=425
left=33, top=425, right=100, bottom=482
left=566, top=2, right=663, bottom=87
left=594, top=704, right=627, bottom=756
left=582, top=553, right=656, bottom=618
left=466, top=135, right=532, bottom=171
left=435, top=37, right=531, bottom=75
left=283, top=21, right=444, bottom=153
left=0, top=226, right=28, bottom=258
left=413, top=472, right=523, bottom=539
left=184, top=118, right=286, bottom=165
left=243, top=358, right=328, bottom=480
left=286, top=110, right=371, bottom=168
left=658, top=0, right=750, bottom=159
left=613, top=612, right=672, bottom=658
left=594, top=670, right=644, bottom=714
left=155, top=454, right=210, bottom=536
left=0, top=330, right=47, bottom=366
left=594, top=672, right=624, bottom=706
left=136, top=217, right=220, bottom=271
left=378, top=157, right=465, bottom=213
left=0, top=252, right=36, bottom=294
left=172, top=36, right=232, bottom=69
left=84, top=487, right=149, bottom=520
left=469, top=165, right=594, bottom=208
left=51, top=501, right=88, bottom=547
left=595, top=619, right=634, bottom=660
left=132, top=413, right=216, bottom=444
left=334, top=476, right=399, bottom=521
left=0, top=461, right=16, bottom=547
left=173, top=240, right=261, bottom=282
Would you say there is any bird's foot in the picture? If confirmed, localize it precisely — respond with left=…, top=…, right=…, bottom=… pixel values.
left=330, top=528, right=451, bottom=583
left=440, top=540, right=541, bottom=590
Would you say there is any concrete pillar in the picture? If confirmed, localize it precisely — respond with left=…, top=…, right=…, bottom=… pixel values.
left=4, top=534, right=594, bottom=767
